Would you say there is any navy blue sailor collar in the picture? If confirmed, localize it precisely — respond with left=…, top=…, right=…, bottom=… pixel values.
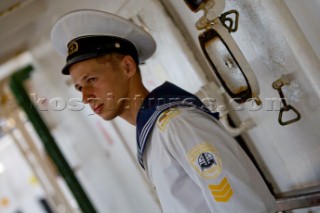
left=136, top=81, right=219, bottom=169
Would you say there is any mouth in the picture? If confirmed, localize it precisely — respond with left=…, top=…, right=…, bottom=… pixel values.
left=92, top=104, right=104, bottom=114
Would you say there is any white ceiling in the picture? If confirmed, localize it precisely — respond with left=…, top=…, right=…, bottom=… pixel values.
left=0, top=0, right=128, bottom=65
left=0, top=0, right=46, bottom=64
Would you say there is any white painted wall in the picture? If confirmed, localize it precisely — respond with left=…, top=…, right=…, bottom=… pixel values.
left=284, top=0, right=320, bottom=60
left=162, top=0, right=320, bottom=212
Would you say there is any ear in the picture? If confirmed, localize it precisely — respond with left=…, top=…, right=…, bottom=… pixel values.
left=121, top=55, right=137, bottom=78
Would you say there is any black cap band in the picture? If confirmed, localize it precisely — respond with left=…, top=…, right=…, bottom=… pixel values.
left=62, top=36, right=139, bottom=75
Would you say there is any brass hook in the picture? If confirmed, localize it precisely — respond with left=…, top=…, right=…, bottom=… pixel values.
left=272, top=75, right=301, bottom=126
left=219, top=10, right=239, bottom=33
left=278, top=105, right=301, bottom=126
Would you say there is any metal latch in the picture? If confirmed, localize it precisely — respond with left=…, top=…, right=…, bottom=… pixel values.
left=219, top=10, right=239, bottom=33
left=272, top=75, right=301, bottom=126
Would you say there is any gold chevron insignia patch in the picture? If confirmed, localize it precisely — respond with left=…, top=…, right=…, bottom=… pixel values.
left=208, top=176, right=234, bottom=202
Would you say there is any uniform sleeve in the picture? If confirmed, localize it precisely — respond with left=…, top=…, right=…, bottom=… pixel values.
left=155, top=107, right=275, bottom=212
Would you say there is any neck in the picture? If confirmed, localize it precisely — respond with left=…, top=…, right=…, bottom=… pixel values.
left=119, top=83, right=149, bottom=126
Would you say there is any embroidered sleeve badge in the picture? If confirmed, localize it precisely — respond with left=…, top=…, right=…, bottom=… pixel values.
left=208, top=176, right=234, bottom=202
left=156, top=108, right=181, bottom=131
left=187, top=143, right=222, bottom=179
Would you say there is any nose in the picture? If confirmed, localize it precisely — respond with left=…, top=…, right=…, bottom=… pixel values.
left=81, top=87, right=92, bottom=104
left=82, top=92, right=88, bottom=104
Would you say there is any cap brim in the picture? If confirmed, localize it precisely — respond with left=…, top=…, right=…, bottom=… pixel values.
left=62, top=52, right=99, bottom=75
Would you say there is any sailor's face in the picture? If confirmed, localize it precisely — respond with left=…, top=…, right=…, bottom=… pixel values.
left=69, top=56, right=130, bottom=120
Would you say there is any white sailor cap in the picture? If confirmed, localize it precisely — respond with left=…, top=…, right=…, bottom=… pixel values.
left=50, top=9, right=156, bottom=75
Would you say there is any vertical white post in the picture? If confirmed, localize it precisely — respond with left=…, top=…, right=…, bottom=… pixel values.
left=11, top=112, right=77, bottom=213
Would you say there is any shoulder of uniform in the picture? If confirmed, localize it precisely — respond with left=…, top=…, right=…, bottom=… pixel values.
left=156, top=107, right=182, bottom=131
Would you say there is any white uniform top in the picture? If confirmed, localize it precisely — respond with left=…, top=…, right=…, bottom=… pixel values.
left=143, top=107, right=276, bottom=213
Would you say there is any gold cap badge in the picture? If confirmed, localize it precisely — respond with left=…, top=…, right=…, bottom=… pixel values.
left=68, top=41, right=79, bottom=55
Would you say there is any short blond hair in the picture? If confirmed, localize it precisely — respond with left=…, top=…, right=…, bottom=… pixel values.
left=96, top=53, right=141, bottom=74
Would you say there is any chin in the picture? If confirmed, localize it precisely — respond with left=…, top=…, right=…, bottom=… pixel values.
left=99, top=111, right=118, bottom=121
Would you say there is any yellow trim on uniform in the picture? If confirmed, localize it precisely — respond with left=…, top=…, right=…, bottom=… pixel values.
left=156, top=108, right=181, bottom=131
left=214, top=189, right=233, bottom=202
left=208, top=176, right=228, bottom=191
left=208, top=176, right=234, bottom=202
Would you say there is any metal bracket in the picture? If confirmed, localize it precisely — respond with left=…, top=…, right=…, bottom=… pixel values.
left=184, top=0, right=225, bottom=30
